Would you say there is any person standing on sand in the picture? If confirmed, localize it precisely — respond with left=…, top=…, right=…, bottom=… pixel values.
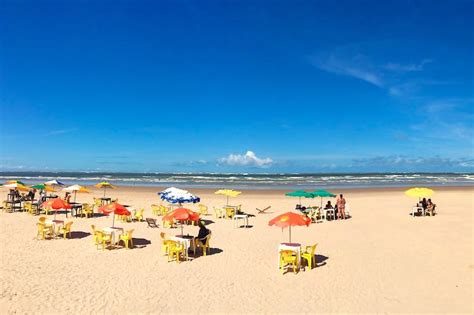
left=336, top=194, right=346, bottom=219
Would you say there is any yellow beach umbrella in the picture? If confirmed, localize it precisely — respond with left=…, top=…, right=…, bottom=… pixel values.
left=5, top=180, right=27, bottom=185
left=3, top=182, right=30, bottom=192
left=405, top=187, right=434, bottom=199
left=95, top=181, right=115, bottom=198
left=62, top=184, right=90, bottom=202
left=215, top=189, right=242, bottom=206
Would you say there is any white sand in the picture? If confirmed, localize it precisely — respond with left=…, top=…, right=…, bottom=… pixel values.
left=0, top=186, right=472, bottom=313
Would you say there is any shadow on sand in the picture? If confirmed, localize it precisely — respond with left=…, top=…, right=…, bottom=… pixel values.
left=315, top=254, right=329, bottom=267
left=70, top=231, right=91, bottom=239
left=132, top=237, right=152, bottom=249
left=189, top=247, right=223, bottom=260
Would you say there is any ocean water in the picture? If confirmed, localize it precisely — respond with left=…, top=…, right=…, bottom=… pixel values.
left=0, top=172, right=473, bottom=190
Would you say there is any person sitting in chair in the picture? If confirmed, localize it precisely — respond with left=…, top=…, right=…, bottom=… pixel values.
left=13, top=189, right=21, bottom=201
left=64, top=192, right=71, bottom=204
left=420, top=198, right=428, bottom=210
left=25, top=188, right=36, bottom=201
left=192, top=220, right=211, bottom=252
left=426, top=199, right=436, bottom=215
left=324, top=201, right=333, bottom=209
left=39, top=189, right=46, bottom=203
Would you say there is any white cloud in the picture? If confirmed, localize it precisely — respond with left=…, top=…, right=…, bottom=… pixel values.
left=310, top=54, right=383, bottom=87
left=45, top=128, right=78, bottom=136
left=218, top=151, right=273, bottom=168
left=384, top=59, right=433, bottom=72
left=309, top=50, right=439, bottom=99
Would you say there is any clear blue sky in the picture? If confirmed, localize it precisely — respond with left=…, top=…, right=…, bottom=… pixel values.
left=0, top=1, right=473, bottom=173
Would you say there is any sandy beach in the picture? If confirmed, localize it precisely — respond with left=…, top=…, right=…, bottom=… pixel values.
left=0, top=186, right=472, bottom=314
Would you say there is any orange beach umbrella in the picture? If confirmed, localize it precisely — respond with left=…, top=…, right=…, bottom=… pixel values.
left=163, top=207, right=200, bottom=235
left=41, top=198, right=72, bottom=209
left=98, top=202, right=131, bottom=227
left=41, top=198, right=72, bottom=219
left=268, top=211, right=311, bottom=243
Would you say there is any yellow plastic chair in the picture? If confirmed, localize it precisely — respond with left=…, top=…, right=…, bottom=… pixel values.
left=159, top=205, right=169, bottom=216
left=151, top=204, right=160, bottom=216
left=198, top=204, right=208, bottom=216
left=43, top=206, right=51, bottom=215
left=91, top=225, right=99, bottom=245
left=160, top=232, right=173, bottom=255
left=36, top=222, right=53, bottom=240
left=57, top=221, right=73, bottom=239
left=225, top=207, right=235, bottom=219
left=301, top=244, right=318, bottom=270
left=195, top=233, right=211, bottom=256
left=213, top=207, right=224, bottom=219
left=24, top=201, right=35, bottom=215
left=307, top=208, right=320, bottom=223
left=119, top=229, right=134, bottom=249
left=133, top=209, right=144, bottom=222
left=95, top=231, right=113, bottom=250
left=81, top=203, right=94, bottom=218
left=168, top=240, right=186, bottom=263
left=279, top=250, right=298, bottom=274
left=38, top=216, right=47, bottom=223
left=163, top=217, right=175, bottom=228
left=93, top=197, right=102, bottom=210
left=2, top=201, right=12, bottom=213
left=118, top=213, right=130, bottom=222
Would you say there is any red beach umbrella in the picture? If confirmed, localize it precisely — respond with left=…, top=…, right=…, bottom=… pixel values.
left=98, top=202, right=131, bottom=227
left=163, top=207, right=200, bottom=235
left=41, top=198, right=72, bottom=219
left=268, top=211, right=311, bottom=243
left=41, top=198, right=72, bottom=210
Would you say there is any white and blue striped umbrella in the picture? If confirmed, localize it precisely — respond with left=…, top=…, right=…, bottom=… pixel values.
left=44, top=179, right=65, bottom=186
left=158, top=187, right=200, bottom=204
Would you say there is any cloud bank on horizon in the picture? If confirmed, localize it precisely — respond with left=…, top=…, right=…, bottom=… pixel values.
left=218, top=151, right=273, bottom=168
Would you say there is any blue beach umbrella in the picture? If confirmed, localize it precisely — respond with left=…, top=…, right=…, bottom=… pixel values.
left=44, top=179, right=65, bottom=186
left=157, top=187, right=200, bottom=206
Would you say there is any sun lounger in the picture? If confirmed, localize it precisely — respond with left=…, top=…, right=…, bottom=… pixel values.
left=256, top=206, right=271, bottom=214
left=145, top=218, right=159, bottom=228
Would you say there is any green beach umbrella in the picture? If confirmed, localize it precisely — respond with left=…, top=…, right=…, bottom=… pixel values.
left=311, top=189, right=336, bottom=207
left=31, top=184, right=56, bottom=193
left=285, top=190, right=315, bottom=205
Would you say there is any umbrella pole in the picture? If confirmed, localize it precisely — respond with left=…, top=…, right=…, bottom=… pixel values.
left=227, top=196, right=229, bottom=206
left=181, top=222, right=184, bottom=236
left=289, top=226, right=292, bottom=243
left=104, top=187, right=106, bottom=198
left=112, top=213, right=115, bottom=228
left=74, top=191, right=77, bottom=203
